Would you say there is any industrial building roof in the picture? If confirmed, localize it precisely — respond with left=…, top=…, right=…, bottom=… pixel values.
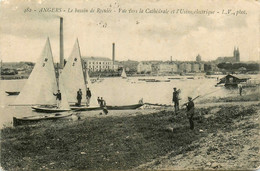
left=82, top=56, right=112, bottom=61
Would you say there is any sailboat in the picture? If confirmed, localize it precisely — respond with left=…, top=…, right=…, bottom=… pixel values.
left=65, top=39, right=100, bottom=109
left=31, top=75, right=71, bottom=113
left=121, top=68, right=127, bottom=79
left=13, top=38, right=71, bottom=113
left=59, top=39, right=87, bottom=105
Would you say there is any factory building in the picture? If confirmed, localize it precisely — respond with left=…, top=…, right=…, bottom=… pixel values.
left=83, top=57, right=118, bottom=72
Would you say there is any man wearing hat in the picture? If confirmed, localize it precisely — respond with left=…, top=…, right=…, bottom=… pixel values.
left=172, top=87, right=180, bottom=114
left=53, top=90, right=61, bottom=108
left=184, top=96, right=195, bottom=130
left=77, top=88, right=82, bottom=106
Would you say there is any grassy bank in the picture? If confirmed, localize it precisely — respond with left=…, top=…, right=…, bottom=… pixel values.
left=1, top=104, right=259, bottom=170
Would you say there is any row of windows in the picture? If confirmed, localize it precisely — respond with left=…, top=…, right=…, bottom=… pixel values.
left=87, top=61, right=112, bottom=65
left=89, top=66, right=111, bottom=69
left=89, top=68, right=113, bottom=71
left=88, top=64, right=113, bottom=67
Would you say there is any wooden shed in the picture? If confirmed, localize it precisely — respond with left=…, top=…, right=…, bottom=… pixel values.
left=218, top=74, right=251, bottom=88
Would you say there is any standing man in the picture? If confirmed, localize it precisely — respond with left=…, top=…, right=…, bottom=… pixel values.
left=86, top=88, right=92, bottom=106
left=97, top=97, right=101, bottom=105
left=77, top=89, right=82, bottom=106
left=53, top=90, right=61, bottom=108
left=238, top=84, right=243, bottom=96
left=172, top=87, right=180, bottom=114
left=183, top=97, right=195, bottom=130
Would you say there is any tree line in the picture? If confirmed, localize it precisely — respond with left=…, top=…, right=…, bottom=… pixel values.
left=217, top=62, right=259, bottom=71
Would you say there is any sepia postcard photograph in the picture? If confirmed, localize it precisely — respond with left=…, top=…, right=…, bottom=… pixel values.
left=0, top=0, right=259, bottom=170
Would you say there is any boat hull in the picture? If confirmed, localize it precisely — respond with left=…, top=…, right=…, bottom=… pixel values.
left=5, top=91, right=20, bottom=96
left=106, top=104, right=143, bottom=110
left=70, top=104, right=143, bottom=111
left=32, top=106, right=71, bottom=113
left=13, top=113, right=72, bottom=126
left=70, top=106, right=101, bottom=111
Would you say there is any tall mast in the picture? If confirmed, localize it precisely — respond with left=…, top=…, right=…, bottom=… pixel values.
left=60, top=17, right=64, bottom=69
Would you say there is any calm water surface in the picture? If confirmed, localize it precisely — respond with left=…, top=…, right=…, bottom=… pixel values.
left=0, top=75, right=248, bottom=128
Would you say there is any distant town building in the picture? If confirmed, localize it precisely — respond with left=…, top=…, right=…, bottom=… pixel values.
left=199, top=63, right=204, bottom=72
left=178, top=63, right=191, bottom=73
left=178, top=63, right=185, bottom=72
left=82, top=57, right=118, bottom=72
left=196, top=54, right=202, bottom=62
left=191, top=63, right=200, bottom=72
left=215, top=47, right=240, bottom=63
left=137, top=62, right=152, bottom=73
left=185, top=63, right=192, bottom=72
left=158, top=63, right=178, bottom=73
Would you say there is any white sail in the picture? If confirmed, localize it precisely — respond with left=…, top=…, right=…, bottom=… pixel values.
left=85, top=69, right=92, bottom=88
left=57, top=74, right=70, bottom=110
left=60, top=39, right=86, bottom=103
left=13, top=38, right=57, bottom=105
left=121, top=68, right=127, bottom=78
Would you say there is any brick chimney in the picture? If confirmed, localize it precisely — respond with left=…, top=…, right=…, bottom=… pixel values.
left=112, top=43, right=115, bottom=64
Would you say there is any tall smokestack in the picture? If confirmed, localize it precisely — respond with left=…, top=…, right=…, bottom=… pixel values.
left=170, top=56, right=172, bottom=62
left=60, top=17, right=64, bottom=69
left=112, top=43, right=115, bottom=64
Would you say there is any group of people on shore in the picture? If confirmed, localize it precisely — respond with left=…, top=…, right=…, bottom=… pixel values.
left=53, top=88, right=109, bottom=115
left=76, top=88, right=92, bottom=106
left=53, top=86, right=195, bottom=129
left=53, top=88, right=92, bottom=108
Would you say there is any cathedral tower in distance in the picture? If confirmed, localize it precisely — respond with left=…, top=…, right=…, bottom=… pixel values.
left=233, top=47, right=240, bottom=62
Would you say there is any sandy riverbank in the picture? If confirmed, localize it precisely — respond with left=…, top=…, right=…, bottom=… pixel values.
left=0, top=94, right=259, bottom=170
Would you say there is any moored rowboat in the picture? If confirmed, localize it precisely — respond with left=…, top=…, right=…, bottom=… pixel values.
left=31, top=106, right=71, bottom=113
left=13, top=113, right=72, bottom=126
left=70, top=103, right=144, bottom=111
left=5, top=91, right=20, bottom=96
left=70, top=105, right=101, bottom=111
left=106, top=103, right=143, bottom=110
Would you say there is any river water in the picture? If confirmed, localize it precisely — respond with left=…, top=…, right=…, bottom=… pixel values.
left=0, top=75, right=254, bottom=128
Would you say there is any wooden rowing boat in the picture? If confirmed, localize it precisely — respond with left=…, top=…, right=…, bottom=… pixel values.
left=13, top=113, right=72, bottom=126
left=106, top=103, right=143, bottom=110
left=70, top=103, right=144, bottom=111
left=70, top=105, right=101, bottom=111
left=31, top=106, right=71, bottom=113
left=5, top=91, right=20, bottom=96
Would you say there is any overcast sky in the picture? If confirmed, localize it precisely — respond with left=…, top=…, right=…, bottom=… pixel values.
left=0, top=0, right=259, bottom=62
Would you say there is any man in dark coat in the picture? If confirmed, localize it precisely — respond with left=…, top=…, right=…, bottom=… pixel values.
left=172, top=87, right=180, bottom=114
left=53, top=90, right=61, bottom=108
left=184, top=97, right=195, bottom=130
left=97, top=97, right=101, bottom=105
left=77, top=89, right=82, bottom=106
left=238, top=84, right=243, bottom=96
left=86, top=88, right=92, bottom=106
